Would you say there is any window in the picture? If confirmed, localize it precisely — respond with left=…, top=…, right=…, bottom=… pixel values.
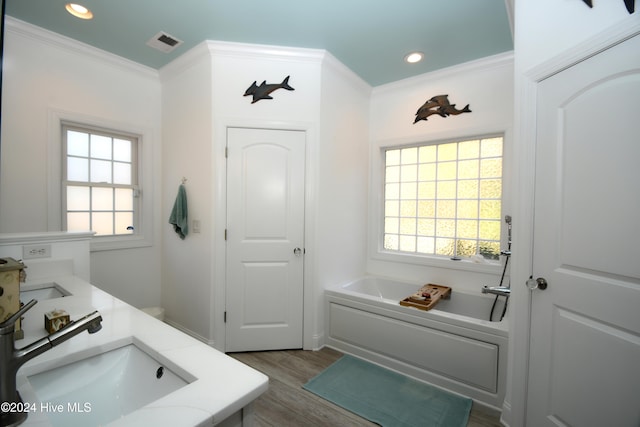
left=383, top=136, right=503, bottom=260
left=62, top=123, right=139, bottom=237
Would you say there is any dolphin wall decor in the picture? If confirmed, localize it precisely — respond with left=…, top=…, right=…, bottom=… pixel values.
left=413, top=94, right=471, bottom=124
left=244, top=76, right=295, bottom=103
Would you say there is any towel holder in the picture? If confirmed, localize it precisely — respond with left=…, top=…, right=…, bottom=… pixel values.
left=181, top=177, right=187, bottom=185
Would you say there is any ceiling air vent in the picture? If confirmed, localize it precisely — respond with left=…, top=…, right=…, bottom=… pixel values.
left=146, top=32, right=183, bottom=53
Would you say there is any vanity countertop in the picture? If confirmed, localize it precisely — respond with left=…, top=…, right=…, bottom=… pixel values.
left=14, top=274, right=268, bottom=426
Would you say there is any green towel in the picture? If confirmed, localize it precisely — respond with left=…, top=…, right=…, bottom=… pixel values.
left=169, top=184, right=188, bottom=239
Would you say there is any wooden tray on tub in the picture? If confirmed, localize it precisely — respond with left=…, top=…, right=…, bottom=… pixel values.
left=399, top=284, right=452, bottom=311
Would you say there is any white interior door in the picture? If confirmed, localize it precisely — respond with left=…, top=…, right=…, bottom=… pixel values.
left=527, top=34, right=640, bottom=426
left=225, top=128, right=305, bottom=352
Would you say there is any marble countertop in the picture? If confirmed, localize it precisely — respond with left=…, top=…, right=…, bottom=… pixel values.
left=14, top=274, right=268, bottom=426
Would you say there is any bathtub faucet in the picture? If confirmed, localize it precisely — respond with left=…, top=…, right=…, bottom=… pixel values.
left=481, top=285, right=511, bottom=297
left=0, top=299, right=102, bottom=427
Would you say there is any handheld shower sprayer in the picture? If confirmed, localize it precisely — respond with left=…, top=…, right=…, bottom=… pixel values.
left=481, top=215, right=513, bottom=321
left=501, top=215, right=512, bottom=255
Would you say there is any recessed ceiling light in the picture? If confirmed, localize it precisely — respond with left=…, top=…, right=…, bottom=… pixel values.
left=65, top=3, right=93, bottom=20
left=404, top=52, right=424, bottom=64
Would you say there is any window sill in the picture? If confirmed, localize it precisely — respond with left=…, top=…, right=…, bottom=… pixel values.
left=372, top=249, right=502, bottom=275
left=90, top=234, right=152, bottom=252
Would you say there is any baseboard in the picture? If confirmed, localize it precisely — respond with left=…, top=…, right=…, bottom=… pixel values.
left=499, top=399, right=511, bottom=427
left=306, top=332, right=324, bottom=351
left=164, top=318, right=216, bottom=347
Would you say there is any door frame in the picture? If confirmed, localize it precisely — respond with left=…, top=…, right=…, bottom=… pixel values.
left=508, top=17, right=640, bottom=427
left=224, top=127, right=306, bottom=351
left=211, top=119, right=319, bottom=353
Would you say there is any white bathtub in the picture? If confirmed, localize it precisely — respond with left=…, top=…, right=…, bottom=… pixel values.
left=325, top=276, right=509, bottom=411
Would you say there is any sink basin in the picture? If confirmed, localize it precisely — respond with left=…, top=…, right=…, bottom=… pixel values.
left=21, top=283, right=71, bottom=301
left=23, top=342, right=191, bottom=426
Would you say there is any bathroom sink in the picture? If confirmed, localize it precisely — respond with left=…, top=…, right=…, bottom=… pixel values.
left=20, top=283, right=71, bottom=301
left=23, top=342, right=191, bottom=426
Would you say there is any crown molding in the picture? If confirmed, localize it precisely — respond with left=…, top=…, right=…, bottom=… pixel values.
left=373, top=51, right=514, bottom=94
left=208, top=40, right=371, bottom=94
left=159, top=38, right=370, bottom=92
left=157, top=41, right=212, bottom=82
left=206, top=40, right=325, bottom=63
left=5, top=16, right=159, bottom=79
left=159, top=40, right=328, bottom=82
left=321, top=50, right=372, bottom=96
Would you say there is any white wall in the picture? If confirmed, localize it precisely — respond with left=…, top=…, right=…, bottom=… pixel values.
left=515, top=0, right=635, bottom=72
left=1, top=20, right=372, bottom=347
left=160, top=41, right=368, bottom=347
left=210, top=43, right=326, bottom=348
left=367, top=53, right=514, bottom=295
left=315, top=55, right=371, bottom=343
left=1, top=16, right=516, bottom=352
left=159, top=44, right=215, bottom=343
left=0, top=19, right=163, bottom=308
left=207, top=43, right=370, bottom=349
left=0, top=231, right=94, bottom=281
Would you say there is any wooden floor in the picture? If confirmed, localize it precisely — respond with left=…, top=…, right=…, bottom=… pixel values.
left=230, top=347, right=502, bottom=427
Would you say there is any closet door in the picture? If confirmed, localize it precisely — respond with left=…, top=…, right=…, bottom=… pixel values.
left=225, top=128, right=305, bottom=352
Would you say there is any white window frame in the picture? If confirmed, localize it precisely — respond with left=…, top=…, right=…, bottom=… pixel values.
left=62, top=122, right=140, bottom=236
left=48, top=110, right=154, bottom=251
left=369, top=132, right=510, bottom=274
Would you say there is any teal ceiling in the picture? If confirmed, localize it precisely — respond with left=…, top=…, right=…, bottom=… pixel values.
left=5, top=0, right=513, bottom=86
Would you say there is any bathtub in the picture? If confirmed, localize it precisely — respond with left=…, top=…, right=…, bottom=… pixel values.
left=325, top=276, right=508, bottom=411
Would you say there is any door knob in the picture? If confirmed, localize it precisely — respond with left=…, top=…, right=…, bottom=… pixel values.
left=526, top=276, right=548, bottom=290
left=293, top=247, right=303, bottom=256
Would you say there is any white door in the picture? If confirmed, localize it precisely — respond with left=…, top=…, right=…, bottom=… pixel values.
left=225, top=128, right=305, bottom=352
left=527, top=34, right=640, bottom=426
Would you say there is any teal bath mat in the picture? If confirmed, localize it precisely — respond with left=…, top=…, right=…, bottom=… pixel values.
left=303, top=355, right=472, bottom=427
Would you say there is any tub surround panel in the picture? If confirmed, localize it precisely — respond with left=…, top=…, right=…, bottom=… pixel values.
left=329, top=303, right=499, bottom=392
left=326, top=277, right=508, bottom=411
